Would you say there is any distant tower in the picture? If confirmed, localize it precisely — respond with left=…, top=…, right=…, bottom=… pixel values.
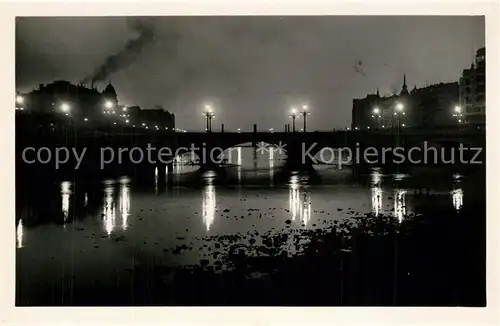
left=400, top=74, right=409, bottom=96
left=102, top=82, right=118, bottom=104
left=376, top=87, right=380, bottom=97
left=411, top=84, right=417, bottom=95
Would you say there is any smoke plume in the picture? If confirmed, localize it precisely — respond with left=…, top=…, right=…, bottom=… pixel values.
left=82, top=18, right=157, bottom=85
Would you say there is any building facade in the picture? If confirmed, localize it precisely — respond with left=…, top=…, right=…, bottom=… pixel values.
left=16, top=80, right=175, bottom=131
left=129, top=106, right=176, bottom=131
left=17, top=80, right=119, bottom=121
left=352, top=75, right=459, bottom=130
left=459, top=47, right=485, bottom=124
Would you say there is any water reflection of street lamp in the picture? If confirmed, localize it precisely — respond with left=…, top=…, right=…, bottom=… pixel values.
left=289, top=176, right=300, bottom=221
left=16, top=219, right=24, bottom=249
left=103, top=185, right=116, bottom=236
left=371, top=170, right=382, bottom=216
left=119, top=178, right=130, bottom=230
left=61, top=181, right=71, bottom=224
left=288, top=176, right=311, bottom=226
left=394, top=189, right=406, bottom=223
left=452, top=188, right=463, bottom=211
left=202, top=183, right=216, bottom=232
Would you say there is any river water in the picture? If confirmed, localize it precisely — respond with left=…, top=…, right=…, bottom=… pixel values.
left=15, top=146, right=486, bottom=306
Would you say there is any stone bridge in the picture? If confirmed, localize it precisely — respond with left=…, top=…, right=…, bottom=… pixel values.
left=96, top=126, right=485, bottom=170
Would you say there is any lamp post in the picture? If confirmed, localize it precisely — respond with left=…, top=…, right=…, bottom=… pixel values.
left=203, top=105, right=215, bottom=132
left=59, top=102, right=71, bottom=146
left=300, top=104, right=310, bottom=132
left=393, top=102, right=404, bottom=147
left=372, top=107, right=381, bottom=129
left=453, top=105, right=463, bottom=138
left=16, top=95, right=24, bottom=110
left=453, top=105, right=463, bottom=124
left=392, top=102, right=405, bottom=128
left=289, top=108, right=299, bottom=132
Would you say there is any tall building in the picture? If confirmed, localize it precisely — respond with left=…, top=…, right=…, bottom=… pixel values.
left=459, top=47, right=485, bottom=124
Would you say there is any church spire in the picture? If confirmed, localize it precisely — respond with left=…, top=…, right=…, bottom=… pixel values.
left=400, top=74, right=409, bottom=95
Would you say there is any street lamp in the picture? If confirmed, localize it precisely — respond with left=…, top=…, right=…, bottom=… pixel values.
left=300, top=104, right=310, bottom=132
left=393, top=102, right=405, bottom=148
left=393, top=102, right=405, bottom=129
left=453, top=105, right=463, bottom=124
left=289, top=108, right=299, bottom=132
left=60, top=102, right=70, bottom=113
left=203, top=105, right=215, bottom=132
left=104, top=100, right=114, bottom=110
left=16, top=95, right=24, bottom=105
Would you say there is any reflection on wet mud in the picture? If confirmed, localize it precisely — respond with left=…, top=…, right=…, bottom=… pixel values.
left=289, top=175, right=312, bottom=226
left=372, top=187, right=382, bottom=217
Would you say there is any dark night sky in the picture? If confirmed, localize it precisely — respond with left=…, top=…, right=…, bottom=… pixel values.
left=16, top=16, right=484, bottom=131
